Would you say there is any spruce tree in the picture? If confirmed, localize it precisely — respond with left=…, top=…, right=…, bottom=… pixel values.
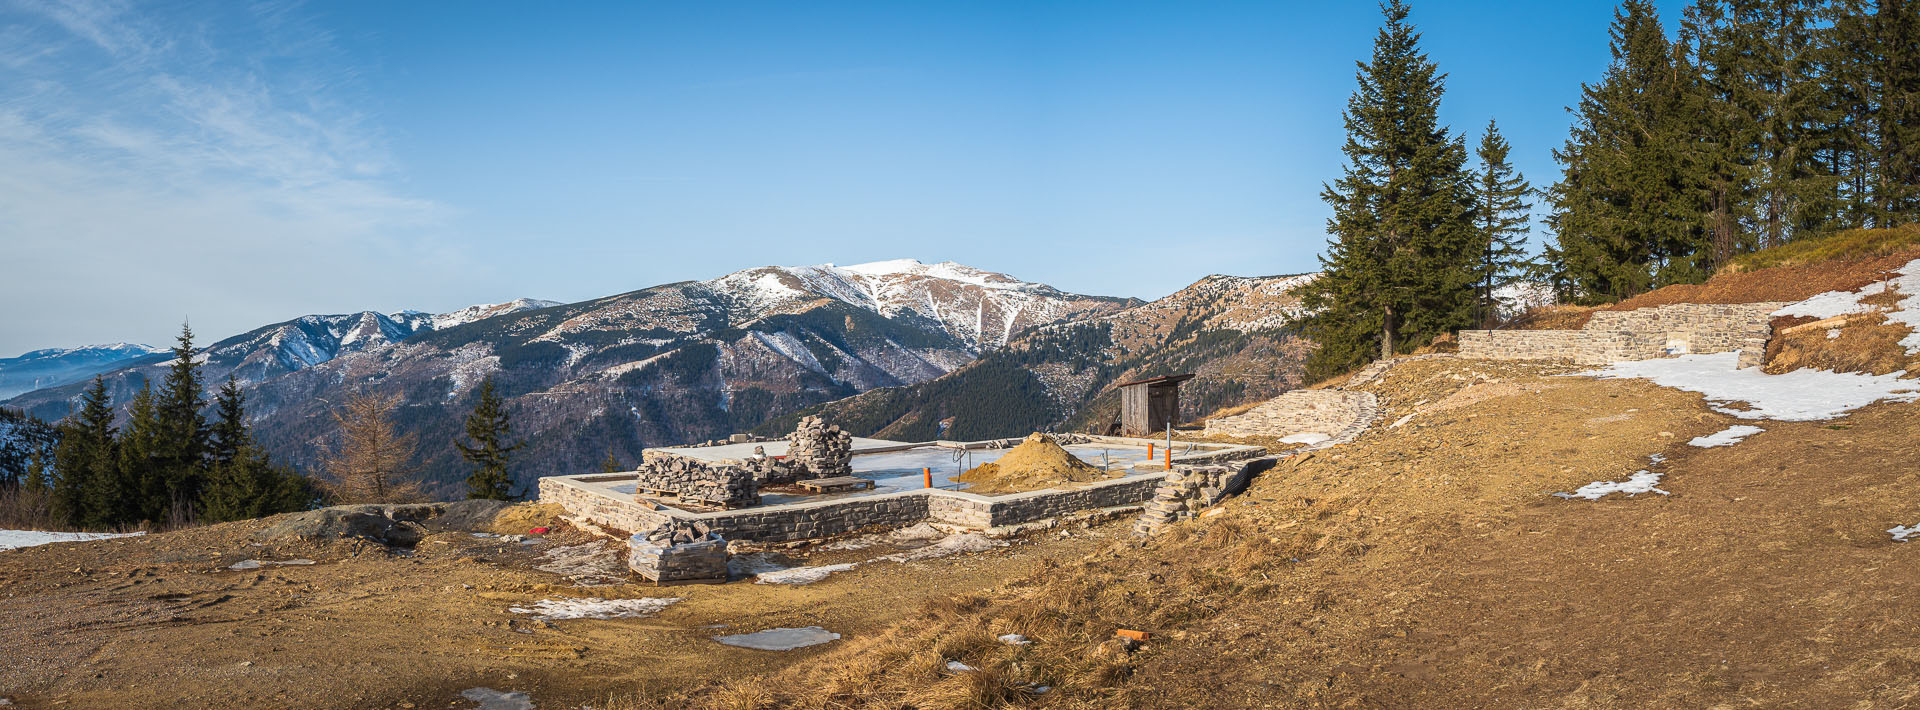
left=1547, top=1, right=1704, bottom=302
left=209, top=376, right=248, bottom=468
left=25, top=450, right=49, bottom=494
left=118, top=383, right=168, bottom=526
left=199, top=376, right=312, bottom=521
left=457, top=378, right=522, bottom=501
left=1295, top=0, right=1477, bottom=378
left=152, top=323, right=209, bottom=522
left=52, top=377, right=118, bottom=529
left=601, top=450, right=626, bottom=473
left=1470, top=120, right=1535, bottom=325
left=1871, top=0, right=1920, bottom=224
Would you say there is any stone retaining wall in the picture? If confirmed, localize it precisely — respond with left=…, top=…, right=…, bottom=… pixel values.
left=1204, top=390, right=1377, bottom=440
left=1459, top=302, right=1788, bottom=368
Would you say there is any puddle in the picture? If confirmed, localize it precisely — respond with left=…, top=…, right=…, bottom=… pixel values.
left=714, top=626, right=841, bottom=650
left=460, top=687, right=532, bottom=710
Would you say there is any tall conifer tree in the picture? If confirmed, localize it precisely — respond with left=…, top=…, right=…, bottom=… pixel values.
left=1870, top=0, right=1920, bottom=223
left=201, top=379, right=313, bottom=522
left=52, top=377, right=117, bottom=528
left=457, top=378, right=522, bottom=501
left=118, top=383, right=168, bottom=525
left=152, top=323, right=209, bottom=521
left=1470, top=120, right=1534, bottom=325
left=1548, top=1, right=1704, bottom=302
left=1295, top=0, right=1476, bottom=378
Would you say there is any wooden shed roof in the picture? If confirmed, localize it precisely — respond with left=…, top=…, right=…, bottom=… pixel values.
left=1114, top=373, right=1196, bottom=389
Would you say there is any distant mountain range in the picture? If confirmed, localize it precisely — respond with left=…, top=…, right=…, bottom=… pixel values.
left=3, top=260, right=1156, bottom=497
left=0, top=344, right=168, bottom=400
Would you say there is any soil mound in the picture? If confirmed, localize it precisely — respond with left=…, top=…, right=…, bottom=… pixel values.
left=955, top=433, right=1118, bottom=495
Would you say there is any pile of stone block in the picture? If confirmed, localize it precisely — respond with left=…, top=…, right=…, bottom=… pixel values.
left=786, top=416, right=852, bottom=478
left=627, top=521, right=728, bottom=584
left=1133, top=464, right=1240, bottom=537
left=634, top=455, right=760, bottom=508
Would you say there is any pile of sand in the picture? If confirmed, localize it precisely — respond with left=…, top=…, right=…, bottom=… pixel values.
left=954, top=433, right=1119, bottom=495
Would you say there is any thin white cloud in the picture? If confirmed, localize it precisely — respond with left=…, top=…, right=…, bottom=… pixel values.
left=0, top=0, right=458, bottom=355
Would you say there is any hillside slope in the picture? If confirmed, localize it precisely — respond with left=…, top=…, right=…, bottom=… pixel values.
left=759, top=273, right=1317, bottom=441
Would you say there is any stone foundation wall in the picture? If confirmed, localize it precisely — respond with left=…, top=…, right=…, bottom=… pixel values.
left=539, top=475, right=675, bottom=533
left=543, top=470, right=1175, bottom=542
left=1456, top=329, right=1583, bottom=361
left=1459, top=302, right=1788, bottom=368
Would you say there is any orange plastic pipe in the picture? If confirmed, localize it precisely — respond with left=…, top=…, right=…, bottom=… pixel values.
left=1164, top=447, right=1172, bottom=470
left=1147, top=442, right=1155, bottom=460
left=924, top=467, right=933, bottom=488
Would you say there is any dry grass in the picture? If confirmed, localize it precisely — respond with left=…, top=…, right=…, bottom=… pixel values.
left=0, top=486, right=59, bottom=530
left=1502, top=303, right=1602, bottom=330
left=1765, top=311, right=1919, bottom=376
left=1726, top=224, right=1920, bottom=273
left=488, top=502, right=567, bottom=535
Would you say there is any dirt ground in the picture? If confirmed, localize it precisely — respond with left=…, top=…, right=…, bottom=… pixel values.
left=0, top=507, right=1115, bottom=709
left=636, top=357, right=1920, bottom=709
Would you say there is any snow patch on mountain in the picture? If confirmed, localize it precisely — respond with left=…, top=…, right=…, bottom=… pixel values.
left=753, top=331, right=828, bottom=374
left=432, top=299, right=563, bottom=330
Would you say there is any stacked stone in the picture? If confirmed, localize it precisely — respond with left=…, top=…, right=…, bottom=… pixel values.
left=634, top=455, right=760, bottom=508
left=627, top=521, right=727, bottom=584
left=1132, top=465, right=1234, bottom=537
left=786, top=416, right=853, bottom=478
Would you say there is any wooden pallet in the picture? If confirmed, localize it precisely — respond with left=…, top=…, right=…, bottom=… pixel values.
left=797, top=476, right=875, bottom=493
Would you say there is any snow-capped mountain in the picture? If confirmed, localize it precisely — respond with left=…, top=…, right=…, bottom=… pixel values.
left=3, top=261, right=1132, bottom=497
left=0, top=343, right=167, bottom=400
left=703, top=260, right=1103, bottom=350
left=208, top=299, right=559, bottom=383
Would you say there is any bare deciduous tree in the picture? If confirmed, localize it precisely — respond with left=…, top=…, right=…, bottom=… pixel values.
left=320, top=391, right=422, bottom=503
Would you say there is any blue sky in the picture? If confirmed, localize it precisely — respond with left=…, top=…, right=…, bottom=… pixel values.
left=0, top=0, right=1684, bottom=355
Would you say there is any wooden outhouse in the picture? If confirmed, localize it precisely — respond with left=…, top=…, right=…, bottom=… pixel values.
left=1115, top=373, right=1195, bottom=437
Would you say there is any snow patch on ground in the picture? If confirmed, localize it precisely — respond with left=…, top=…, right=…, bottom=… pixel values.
left=532, top=543, right=629, bottom=585
left=1279, top=432, right=1332, bottom=445
left=228, top=558, right=315, bottom=570
left=1890, top=525, right=1920, bottom=542
left=1688, top=425, right=1765, bottom=448
left=1579, top=352, right=1920, bottom=421
left=726, top=552, right=793, bottom=577
left=1773, top=289, right=1877, bottom=319
left=507, top=597, right=679, bottom=621
left=713, top=626, right=841, bottom=651
left=1770, top=257, right=1920, bottom=353
left=0, top=530, right=143, bottom=551
left=875, top=532, right=1005, bottom=563
left=1555, top=470, right=1670, bottom=500
left=755, top=562, right=859, bottom=585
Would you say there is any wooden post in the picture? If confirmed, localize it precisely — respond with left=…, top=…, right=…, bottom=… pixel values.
left=923, top=467, right=933, bottom=488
